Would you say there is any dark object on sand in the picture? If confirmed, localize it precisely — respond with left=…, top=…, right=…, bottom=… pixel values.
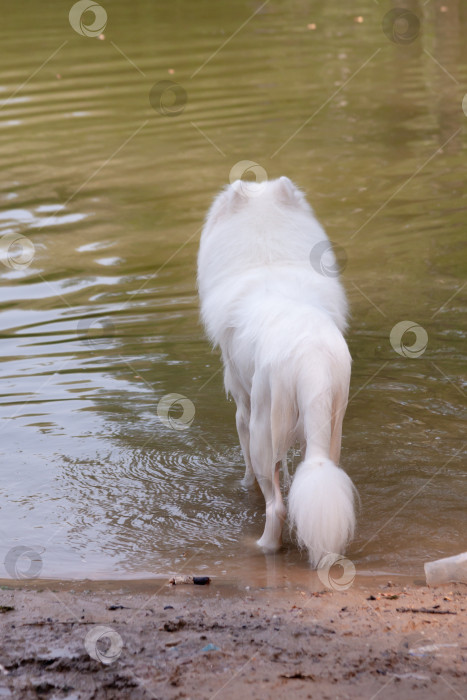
left=169, top=575, right=211, bottom=585
left=396, top=607, right=457, bottom=615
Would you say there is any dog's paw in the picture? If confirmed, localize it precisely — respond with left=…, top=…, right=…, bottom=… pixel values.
left=241, top=475, right=256, bottom=489
left=256, top=536, right=281, bottom=553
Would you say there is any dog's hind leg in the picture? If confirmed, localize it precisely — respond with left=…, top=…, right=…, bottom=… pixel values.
left=254, top=459, right=285, bottom=552
left=250, top=373, right=286, bottom=552
left=224, top=359, right=255, bottom=488
left=329, top=384, right=349, bottom=465
left=236, top=396, right=256, bottom=488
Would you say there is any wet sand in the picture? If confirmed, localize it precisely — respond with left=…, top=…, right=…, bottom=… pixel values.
left=0, top=576, right=465, bottom=699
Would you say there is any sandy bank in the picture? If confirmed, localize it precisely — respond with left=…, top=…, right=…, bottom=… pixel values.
left=0, top=577, right=465, bottom=699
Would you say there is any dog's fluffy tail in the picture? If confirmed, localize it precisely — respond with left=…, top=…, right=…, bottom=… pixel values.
left=288, top=456, right=355, bottom=568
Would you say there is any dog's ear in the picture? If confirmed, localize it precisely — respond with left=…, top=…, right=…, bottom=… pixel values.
left=276, top=176, right=310, bottom=211
left=276, top=176, right=297, bottom=205
left=205, top=182, right=244, bottom=228
left=228, top=180, right=247, bottom=210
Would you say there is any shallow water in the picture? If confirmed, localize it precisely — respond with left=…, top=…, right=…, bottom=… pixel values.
left=0, top=0, right=466, bottom=583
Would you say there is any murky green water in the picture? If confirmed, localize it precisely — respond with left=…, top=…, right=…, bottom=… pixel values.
left=0, top=0, right=465, bottom=582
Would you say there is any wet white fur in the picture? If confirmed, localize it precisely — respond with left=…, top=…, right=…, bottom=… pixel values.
left=197, top=177, right=356, bottom=567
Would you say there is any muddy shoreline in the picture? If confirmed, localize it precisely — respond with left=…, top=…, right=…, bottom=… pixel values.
left=0, top=576, right=465, bottom=699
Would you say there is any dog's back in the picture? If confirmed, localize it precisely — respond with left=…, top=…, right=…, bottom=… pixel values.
left=198, top=177, right=347, bottom=337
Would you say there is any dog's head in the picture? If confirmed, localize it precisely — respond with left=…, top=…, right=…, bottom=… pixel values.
left=205, top=176, right=311, bottom=229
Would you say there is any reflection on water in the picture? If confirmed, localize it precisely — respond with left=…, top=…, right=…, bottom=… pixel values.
left=0, top=0, right=466, bottom=581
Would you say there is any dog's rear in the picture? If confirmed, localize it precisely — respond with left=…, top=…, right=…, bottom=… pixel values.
left=198, top=177, right=355, bottom=567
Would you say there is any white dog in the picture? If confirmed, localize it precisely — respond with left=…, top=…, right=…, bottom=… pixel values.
left=197, top=176, right=355, bottom=567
